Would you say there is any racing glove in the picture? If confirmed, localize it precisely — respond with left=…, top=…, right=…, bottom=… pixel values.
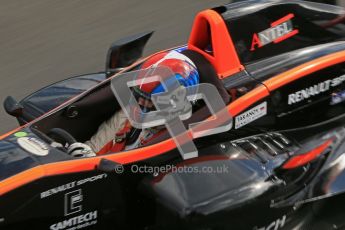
left=67, top=142, right=96, bottom=158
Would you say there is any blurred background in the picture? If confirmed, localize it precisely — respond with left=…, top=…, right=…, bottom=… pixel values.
left=0, top=0, right=344, bottom=134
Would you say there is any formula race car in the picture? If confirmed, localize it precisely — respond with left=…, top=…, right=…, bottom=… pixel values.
left=2, top=0, right=345, bottom=229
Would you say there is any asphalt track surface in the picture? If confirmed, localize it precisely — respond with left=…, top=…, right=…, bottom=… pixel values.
left=0, top=0, right=229, bottom=134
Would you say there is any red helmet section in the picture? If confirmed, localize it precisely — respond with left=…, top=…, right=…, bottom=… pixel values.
left=137, top=51, right=197, bottom=95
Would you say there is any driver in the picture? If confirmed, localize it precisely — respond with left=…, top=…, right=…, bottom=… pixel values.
left=79, top=50, right=199, bottom=156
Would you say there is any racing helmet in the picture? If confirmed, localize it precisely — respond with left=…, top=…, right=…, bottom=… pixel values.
left=132, top=50, right=200, bottom=101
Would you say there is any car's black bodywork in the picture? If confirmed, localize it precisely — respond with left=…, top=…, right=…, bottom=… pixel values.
left=2, top=1, right=345, bottom=229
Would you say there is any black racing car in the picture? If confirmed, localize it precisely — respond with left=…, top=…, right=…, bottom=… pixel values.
left=2, top=0, right=345, bottom=229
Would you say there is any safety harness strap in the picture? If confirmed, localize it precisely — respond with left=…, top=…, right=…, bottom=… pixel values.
left=97, top=120, right=132, bottom=155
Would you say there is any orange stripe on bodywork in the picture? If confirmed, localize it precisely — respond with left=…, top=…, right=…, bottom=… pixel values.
left=283, top=139, right=333, bottom=169
left=0, top=127, right=22, bottom=140
left=7, top=40, right=345, bottom=195
left=228, top=85, right=269, bottom=116
left=0, top=85, right=269, bottom=196
left=264, top=50, right=345, bottom=91
left=0, top=167, right=45, bottom=196
left=3, top=49, right=345, bottom=195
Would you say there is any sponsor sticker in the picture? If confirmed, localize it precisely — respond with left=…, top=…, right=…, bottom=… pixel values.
left=50, top=210, right=98, bottom=230
left=251, top=13, right=299, bottom=51
left=40, top=174, right=107, bottom=199
left=49, top=188, right=99, bottom=230
left=14, top=132, right=28, bottom=138
left=235, top=102, right=267, bottom=129
left=65, top=189, right=83, bottom=216
left=288, top=74, right=345, bottom=105
left=17, top=137, right=49, bottom=156
left=331, top=90, right=345, bottom=105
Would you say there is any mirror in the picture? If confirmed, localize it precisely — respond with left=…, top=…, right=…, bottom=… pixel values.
left=106, top=31, right=154, bottom=76
left=3, top=96, right=23, bottom=118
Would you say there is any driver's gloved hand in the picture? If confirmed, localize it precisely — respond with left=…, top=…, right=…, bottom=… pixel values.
left=67, top=143, right=96, bottom=157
